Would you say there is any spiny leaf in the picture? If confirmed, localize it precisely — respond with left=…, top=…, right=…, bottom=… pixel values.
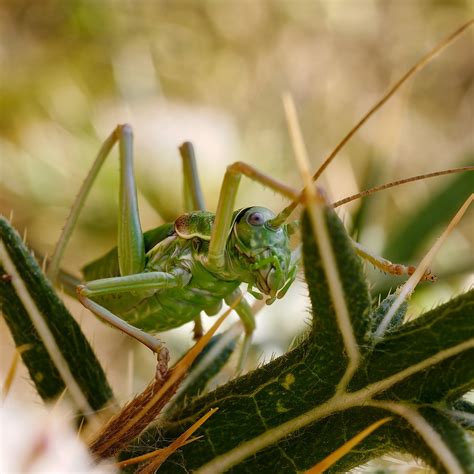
left=302, top=206, right=372, bottom=365
left=306, top=416, right=392, bottom=473
left=348, top=290, right=474, bottom=401
left=369, top=293, right=408, bottom=334
left=0, top=216, right=113, bottom=413
left=447, top=399, right=474, bottom=431
left=168, top=331, right=238, bottom=414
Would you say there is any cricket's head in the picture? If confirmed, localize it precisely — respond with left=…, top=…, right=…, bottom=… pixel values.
left=229, top=206, right=297, bottom=303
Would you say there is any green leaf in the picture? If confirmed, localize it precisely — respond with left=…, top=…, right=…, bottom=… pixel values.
left=369, top=293, right=408, bottom=334
left=302, top=206, right=372, bottom=359
left=415, top=406, right=474, bottom=473
left=0, top=216, right=113, bottom=413
left=324, top=406, right=474, bottom=474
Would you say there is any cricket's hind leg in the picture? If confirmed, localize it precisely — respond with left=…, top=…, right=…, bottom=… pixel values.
left=48, top=124, right=179, bottom=379
left=179, top=142, right=206, bottom=340
left=47, top=124, right=146, bottom=283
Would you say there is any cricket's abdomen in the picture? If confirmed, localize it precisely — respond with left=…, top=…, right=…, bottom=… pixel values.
left=120, top=280, right=239, bottom=332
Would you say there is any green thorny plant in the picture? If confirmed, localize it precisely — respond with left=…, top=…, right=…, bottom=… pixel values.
left=1, top=197, right=473, bottom=472
left=115, top=196, right=473, bottom=473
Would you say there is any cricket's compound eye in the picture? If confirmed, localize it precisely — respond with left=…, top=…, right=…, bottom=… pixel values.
left=247, top=211, right=264, bottom=226
left=234, top=207, right=277, bottom=249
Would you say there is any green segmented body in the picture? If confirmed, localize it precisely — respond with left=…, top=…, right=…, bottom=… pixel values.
left=82, top=207, right=295, bottom=333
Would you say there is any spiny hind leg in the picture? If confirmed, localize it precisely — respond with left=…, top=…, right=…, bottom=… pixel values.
left=179, top=142, right=206, bottom=213
left=352, top=241, right=436, bottom=281
left=47, top=124, right=146, bottom=283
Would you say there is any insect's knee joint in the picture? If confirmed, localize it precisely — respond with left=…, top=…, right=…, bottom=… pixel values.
left=76, top=284, right=89, bottom=297
left=227, top=161, right=245, bottom=174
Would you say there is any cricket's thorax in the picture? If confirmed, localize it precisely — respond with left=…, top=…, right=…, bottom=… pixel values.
left=106, top=234, right=241, bottom=332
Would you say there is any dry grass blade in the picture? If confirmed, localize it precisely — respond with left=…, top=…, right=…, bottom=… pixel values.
left=89, top=304, right=235, bottom=459
left=0, top=241, right=99, bottom=429
left=134, top=408, right=218, bottom=474
left=1, top=344, right=30, bottom=400
left=305, top=417, right=392, bottom=473
left=116, top=438, right=199, bottom=469
left=283, top=93, right=361, bottom=391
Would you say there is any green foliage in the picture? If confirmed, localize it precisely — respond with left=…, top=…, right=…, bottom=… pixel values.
left=0, top=216, right=113, bottom=412
left=120, top=206, right=473, bottom=473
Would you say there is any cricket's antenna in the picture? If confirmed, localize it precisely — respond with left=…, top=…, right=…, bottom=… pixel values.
left=332, top=166, right=474, bottom=208
left=311, top=19, right=473, bottom=184
left=284, top=19, right=473, bottom=213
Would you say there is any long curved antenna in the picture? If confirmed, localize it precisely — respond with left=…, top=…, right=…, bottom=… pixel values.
left=311, top=19, right=473, bottom=184
left=272, top=19, right=473, bottom=226
left=332, top=166, right=474, bottom=208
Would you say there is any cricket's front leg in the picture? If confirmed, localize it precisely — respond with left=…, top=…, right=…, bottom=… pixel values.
left=225, top=288, right=256, bottom=373
left=77, top=269, right=191, bottom=380
left=352, top=241, right=436, bottom=281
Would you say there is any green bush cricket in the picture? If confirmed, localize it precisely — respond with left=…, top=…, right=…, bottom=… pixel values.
left=46, top=128, right=303, bottom=377
left=42, top=21, right=473, bottom=380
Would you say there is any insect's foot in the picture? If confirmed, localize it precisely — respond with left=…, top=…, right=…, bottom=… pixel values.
left=155, top=347, right=170, bottom=382
left=192, top=317, right=204, bottom=341
left=407, top=266, right=437, bottom=282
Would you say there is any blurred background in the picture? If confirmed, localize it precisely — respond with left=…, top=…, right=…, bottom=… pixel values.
left=0, top=1, right=473, bottom=469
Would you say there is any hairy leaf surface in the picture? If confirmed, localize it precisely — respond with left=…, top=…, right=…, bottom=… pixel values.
left=0, top=216, right=113, bottom=412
